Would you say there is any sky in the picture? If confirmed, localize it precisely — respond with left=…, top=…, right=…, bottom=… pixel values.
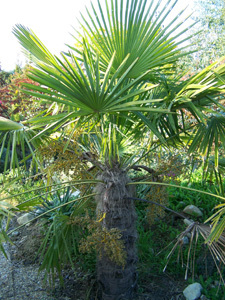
left=0, top=0, right=195, bottom=72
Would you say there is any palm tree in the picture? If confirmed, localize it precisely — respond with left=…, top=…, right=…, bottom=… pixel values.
left=2, top=0, right=225, bottom=298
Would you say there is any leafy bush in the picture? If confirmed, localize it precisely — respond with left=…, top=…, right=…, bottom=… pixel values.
left=0, top=66, right=45, bottom=120
left=0, top=69, right=12, bottom=87
left=0, top=170, right=44, bottom=207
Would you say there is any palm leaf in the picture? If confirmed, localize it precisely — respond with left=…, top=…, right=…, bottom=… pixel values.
left=0, top=117, right=23, bottom=131
left=0, top=125, right=46, bottom=176
left=13, top=25, right=171, bottom=119
left=76, top=0, right=196, bottom=77
left=174, top=57, right=225, bottom=113
left=188, top=116, right=225, bottom=171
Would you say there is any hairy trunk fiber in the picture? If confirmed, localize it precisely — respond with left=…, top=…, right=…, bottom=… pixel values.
left=95, top=166, right=137, bottom=300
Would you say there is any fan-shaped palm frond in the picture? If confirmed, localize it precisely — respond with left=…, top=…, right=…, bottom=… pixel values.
left=172, top=59, right=225, bottom=118
left=14, top=25, right=167, bottom=117
left=134, top=60, right=225, bottom=151
left=187, top=115, right=225, bottom=171
left=74, top=0, right=196, bottom=77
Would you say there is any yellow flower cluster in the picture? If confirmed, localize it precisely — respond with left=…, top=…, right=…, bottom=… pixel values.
left=69, top=212, right=127, bottom=267
left=145, top=155, right=185, bottom=225
left=39, top=134, right=98, bottom=193
left=160, top=155, right=184, bottom=182
left=80, top=227, right=127, bottom=267
left=39, top=140, right=84, bottom=176
left=146, top=185, right=168, bottom=225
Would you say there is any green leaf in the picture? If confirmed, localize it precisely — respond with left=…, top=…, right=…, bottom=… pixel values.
left=0, top=117, right=23, bottom=131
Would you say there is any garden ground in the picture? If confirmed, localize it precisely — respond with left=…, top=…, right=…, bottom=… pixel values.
left=0, top=216, right=190, bottom=300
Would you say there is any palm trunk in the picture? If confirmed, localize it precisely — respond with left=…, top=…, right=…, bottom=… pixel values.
left=95, top=166, right=138, bottom=300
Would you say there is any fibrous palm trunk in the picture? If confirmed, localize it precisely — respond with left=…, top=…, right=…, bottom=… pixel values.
left=95, top=166, right=138, bottom=300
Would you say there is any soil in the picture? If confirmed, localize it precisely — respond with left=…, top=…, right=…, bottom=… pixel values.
left=1, top=215, right=191, bottom=300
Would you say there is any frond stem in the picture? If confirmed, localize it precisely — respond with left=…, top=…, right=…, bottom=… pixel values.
left=126, top=196, right=186, bottom=220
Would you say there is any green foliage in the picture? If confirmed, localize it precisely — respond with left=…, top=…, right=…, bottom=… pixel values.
left=193, top=0, right=225, bottom=68
left=0, top=183, right=16, bottom=258
left=205, top=202, right=225, bottom=244
left=34, top=187, right=79, bottom=221
left=0, top=123, right=47, bottom=176
left=188, top=116, right=225, bottom=174
left=0, top=69, right=12, bottom=87
left=38, top=214, right=85, bottom=284
left=75, top=0, right=195, bottom=77
left=134, top=165, right=225, bottom=287
left=0, top=117, right=23, bottom=131
left=168, top=168, right=225, bottom=219
left=196, top=275, right=225, bottom=300
left=0, top=169, right=44, bottom=207
left=37, top=198, right=126, bottom=283
left=35, top=191, right=94, bottom=284
left=136, top=207, right=187, bottom=277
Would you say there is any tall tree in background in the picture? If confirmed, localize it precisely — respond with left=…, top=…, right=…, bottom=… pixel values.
left=192, top=0, right=225, bottom=69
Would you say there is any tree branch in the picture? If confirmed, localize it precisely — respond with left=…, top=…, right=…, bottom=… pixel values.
left=81, top=152, right=104, bottom=171
left=129, top=165, right=156, bottom=173
left=129, top=165, right=159, bottom=182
